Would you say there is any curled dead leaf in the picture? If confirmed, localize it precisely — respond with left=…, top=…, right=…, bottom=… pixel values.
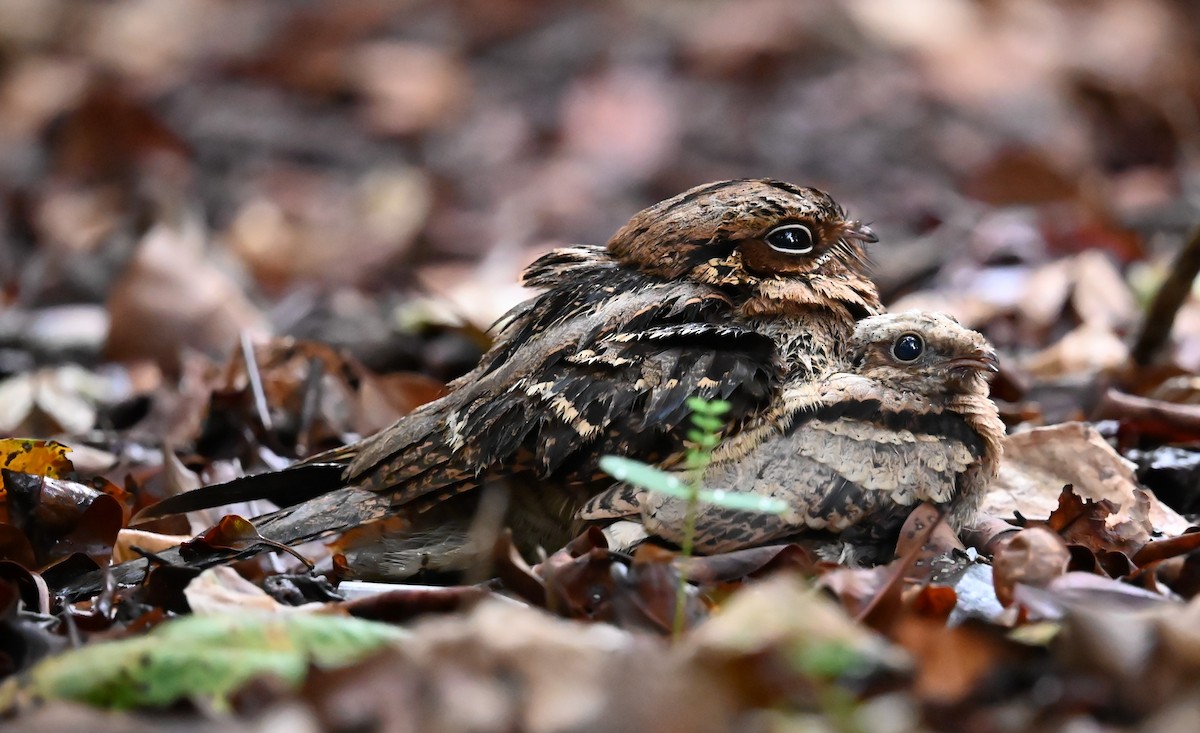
left=180, top=515, right=312, bottom=569
left=992, top=527, right=1070, bottom=607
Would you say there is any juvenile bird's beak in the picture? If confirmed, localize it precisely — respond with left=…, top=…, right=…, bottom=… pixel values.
left=947, top=349, right=1000, bottom=374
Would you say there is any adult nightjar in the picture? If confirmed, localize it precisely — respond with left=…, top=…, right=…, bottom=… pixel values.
left=141, top=179, right=882, bottom=576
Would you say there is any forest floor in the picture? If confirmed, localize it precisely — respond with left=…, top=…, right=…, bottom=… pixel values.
left=3, top=1, right=1200, bottom=731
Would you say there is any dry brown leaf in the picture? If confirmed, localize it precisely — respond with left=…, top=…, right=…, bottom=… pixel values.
left=1010, top=251, right=1138, bottom=334
left=355, top=371, right=445, bottom=434
left=47, top=494, right=123, bottom=567
left=1041, top=484, right=1153, bottom=555
left=1018, top=256, right=1074, bottom=330
left=0, top=526, right=37, bottom=570
left=399, top=600, right=717, bottom=733
left=183, top=565, right=293, bottom=615
left=894, top=502, right=962, bottom=582
left=349, top=42, right=468, bottom=135
left=689, top=573, right=911, bottom=683
left=1153, top=594, right=1200, bottom=671
left=112, top=528, right=192, bottom=564
left=560, top=69, right=680, bottom=180
left=992, top=527, right=1070, bottom=607
left=339, top=584, right=489, bottom=624
left=982, top=422, right=1190, bottom=536
left=79, top=0, right=238, bottom=86
left=3, top=472, right=121, bottom=566
left=891, top=615, right=1024, bottom=705
left=415, top=257, right=540, bottom=332
left=818, top=564, right=893, bottom=618
left=1023, top=322, right=1129, bottom=378
left=1071, top=250, right=1137, bottom=331
left=0, top=367, right=112, bottom=436
left=227, top=167, right=430, bottom=289
left=963, top=147, right=1079, bottom=205
left=675, top=544, right=816, bottom=585
left=104, top=220, right=269, bottom=368
left=180, top=515, right=311, bottom=569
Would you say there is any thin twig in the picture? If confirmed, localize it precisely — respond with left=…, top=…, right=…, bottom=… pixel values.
left=294, top=356, right=324, bottom=455
left=674, top=472, right=701, bottom=638
left=241, top=331, right=273, bottom=432
left=1131, top=223, right=1200, bottom=366
left=1093, top=387, right=1200, bottom=435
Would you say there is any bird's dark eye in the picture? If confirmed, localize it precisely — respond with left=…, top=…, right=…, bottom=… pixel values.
left=765, top=224, right=815, bottom=254
left=892, top=333, right=924, bottom=362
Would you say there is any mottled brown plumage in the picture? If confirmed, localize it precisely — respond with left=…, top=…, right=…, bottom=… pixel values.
left=141, top=179, right=881, bottom=575
left=582, top=311, right=1005, bottom=554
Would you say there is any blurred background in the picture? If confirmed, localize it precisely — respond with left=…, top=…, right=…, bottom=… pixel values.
left=1, top=0, right=1199, bottom=450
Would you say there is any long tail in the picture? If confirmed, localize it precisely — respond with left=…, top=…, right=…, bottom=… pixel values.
left=131, top=461, right=348, bottom=523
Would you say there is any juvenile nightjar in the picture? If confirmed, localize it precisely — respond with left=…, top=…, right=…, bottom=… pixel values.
left=582, top=311, right=1005, bottom=554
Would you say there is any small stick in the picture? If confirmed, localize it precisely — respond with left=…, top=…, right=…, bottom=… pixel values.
left=241, top=331, right=273, bottom=432
left=1094, top=387, right=1200, bottom=435
left=1131, top=224, right=1200, bottom=366
left=295, top=356, right=324, bottom=455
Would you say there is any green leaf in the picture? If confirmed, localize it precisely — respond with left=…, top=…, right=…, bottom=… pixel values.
left=599, top=456, right=686, bottom=494
left=690, top=414, right=725, bottom=432
left=600, top=456, right=787, bottom=514
left=0, top=613, right=408, bottom=711
left=792, top=641, right=870, bottom=679
left=697, top=488, right=788, bottom=514
left=686, top=397, right=731, bottom=416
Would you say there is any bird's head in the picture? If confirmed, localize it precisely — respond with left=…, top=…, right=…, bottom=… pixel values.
left=850, top=311, right=999, bottom=398
left=606, top=179, right=881, bottom=320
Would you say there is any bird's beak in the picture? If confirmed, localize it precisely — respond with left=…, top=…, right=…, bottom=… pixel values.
left=847, top=221, right=878, bottom=244
left=947, top=349, right=1000, bottom=374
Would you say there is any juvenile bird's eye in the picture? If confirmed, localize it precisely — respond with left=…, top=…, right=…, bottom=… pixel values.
left=765, top=224, right=815, bottom=254
left=892, top=333, right=924, bottom=362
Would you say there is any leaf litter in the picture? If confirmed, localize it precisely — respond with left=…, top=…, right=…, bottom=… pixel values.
left=2, top=1, right=1200, bottom=731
